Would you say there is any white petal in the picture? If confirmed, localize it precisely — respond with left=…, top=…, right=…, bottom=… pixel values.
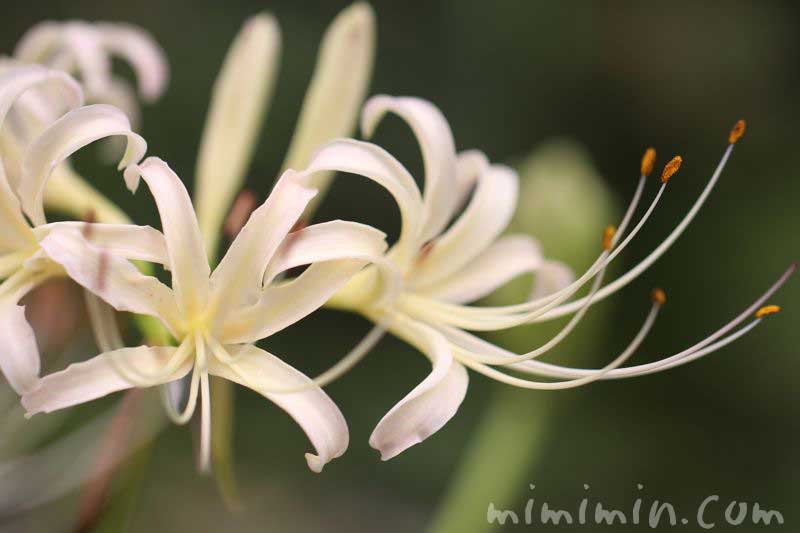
left=362, top=95, right=457, bottom=242
left=418, top=234, right=543, bottom=304
left=409, top=163, right=518, bottom=288
left=263, top=220, right=387, bottom=283
left=0, top=297, right=40, bottom=395
left=453, top=149, right=488, bottom=211
left=220, top=260, right=372, bottom=344
left=300, top=139, right=423, bottom=267
left=209, top=170, right=315, bottom=316
left=38, top=227, right=181, bottom=334
left=125, top=158, right=209, bottom=317
left=0, top=65, right=83, bottom=248
left=95, top=22, right=169, bottom=102
left=0, top=65, right=83, bottom=131
left=19, top=104, right=146, bottom=225
left=282, top=2, right=375, bottom=217
left=194, top=14, right=280, bottom=255
left=530, top=260, right=575, bottom=300
left=207, top=344, right=348, bottom=472
left=34, top=221, right=168, bottom=264
left=369, top=314, right=468, bottom=460
left=15, top=22, right=111, bottom=97
left=22, top=345, right=190, bottom=415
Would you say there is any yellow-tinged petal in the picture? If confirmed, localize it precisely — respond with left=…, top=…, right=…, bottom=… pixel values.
left=194, top=14, right=281, bottom=257
left=283, top=2, right=375, bottom=218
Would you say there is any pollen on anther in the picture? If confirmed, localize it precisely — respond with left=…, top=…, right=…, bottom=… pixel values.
left=640, top=147, right=656, bottom=177
left=602, top=225, right=616, bottom=251
left=660, top=156, right=682, bottom=184
left=728, top=119, right=746, bottom=144
left=755, top=305, right=780, bottom=319
left=651, top=288, right=666, bottom=306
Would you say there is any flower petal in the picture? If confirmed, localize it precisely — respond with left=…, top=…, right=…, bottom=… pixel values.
left=95, top=23, right=169, bottom=102
left=263, top=220, right=387, bottom=283
left=362, top=95, right=457, bottom=242
left=38, top=227, right=181, bottom=334
left=0, top=297, right=40, bottom=395
left=194, top=14, right=280, bottom=255
left=282, top=3, right=375, bottom=217
left=300, top=139, right=423, bottom=267
left=19, top=104, right=146, bottom=225
left=209, top=170, right=316, bottom=316
left=35, top=221, right=168, bottom=264
left=21, top=345, right=190, bottom=416
left=221, top=260, right=373, bottom=344
left=125, top=158, right=209, bottom=318
left=418, top=234, right=543, bottom=304
left=15, top=21, right=111, bottom=97
left=369, top=314, right=468, bottom=460
left=530, top=260, right=575, bottom=300
left=207, top=344, right=348, bottom=472
left=409, top=163, right=518, bottom=288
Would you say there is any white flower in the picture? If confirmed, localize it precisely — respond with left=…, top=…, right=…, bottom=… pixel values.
left=13, top=19, right=168, bottom=123
left=0, top=65, right=159, bottom=396
left=296, top=96, right=793, bottom=460
left=21, top=155, right=388, bottom=473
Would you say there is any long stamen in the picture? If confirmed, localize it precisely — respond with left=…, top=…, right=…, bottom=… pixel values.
left=402, top=154, right=670, bottom=328
left=537, top=121, right=745, bottom=321
left=196, top=333, right=211, bottom=473
left=500, top=264, right=794, bottom=379
left=455, top=293, right=662, bottom=390
left=162, top=361, right=201, bottom=425
left=465, top=259, right=610, bottom=365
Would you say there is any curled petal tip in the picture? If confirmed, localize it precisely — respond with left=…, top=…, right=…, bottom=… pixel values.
left=305, top=452, right=324, bottom=473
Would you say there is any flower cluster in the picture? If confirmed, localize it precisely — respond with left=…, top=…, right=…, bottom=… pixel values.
left=0, top=4, right=792, bottom=474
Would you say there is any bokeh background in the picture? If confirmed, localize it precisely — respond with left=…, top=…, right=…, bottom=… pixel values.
left=0, top=1, right=797, bottom=532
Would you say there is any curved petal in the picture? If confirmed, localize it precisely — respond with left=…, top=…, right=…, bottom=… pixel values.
left=195, top=14, right=280, bottom=255
left=220, top=259, right=372, bottom=344
left=0, top=65, right=83, bottom=248
left=409, top=163, right=518, bottom=287
left=0, top=297, right=40, bottom=395
left=530, top=260, right=575, bottom=300
left=95, top=22, right=169, bottom=102
left=19, top=104, right=146, bottom=225
left=35, top=222, right=168, bottom=264
left=21, top=345, right=190, bottom=416
left=453, top=149, right=488, bottom=211
left=125, top=158, right=209, bottom=317
left=16, top=22, right=111, bottom=97
left=38, top=227, right=181, bottom=334
left=263, top=220, right=387, bottom=283
left=369, top=314, right=468, bottom=460
left=208, top=344, right=348, bottom=472
left=282, top=3, right=375, bottom=217
left=300, top=139, right=423, bottom=267
left=362, top=95, right=457, bottom=241
left=209, top=170, right=316, bottom=316
left=418, top=234, right=543, bottom=304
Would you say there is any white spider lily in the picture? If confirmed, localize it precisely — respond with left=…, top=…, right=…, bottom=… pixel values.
left=13, top=19, right=168, bottom=122
left=1, top=19, right=167, bottom=224
left=20, top=150, right=388, bottom=472
left=0, top=66, right=159, bottom=396
left=295, top=96, right=792, bottom=460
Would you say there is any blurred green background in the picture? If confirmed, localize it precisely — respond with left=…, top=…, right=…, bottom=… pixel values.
left=0, top=1, right=797, bottom=532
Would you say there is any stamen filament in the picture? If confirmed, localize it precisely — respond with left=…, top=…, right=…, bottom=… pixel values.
left=455, top=298, right=661, bottom=389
